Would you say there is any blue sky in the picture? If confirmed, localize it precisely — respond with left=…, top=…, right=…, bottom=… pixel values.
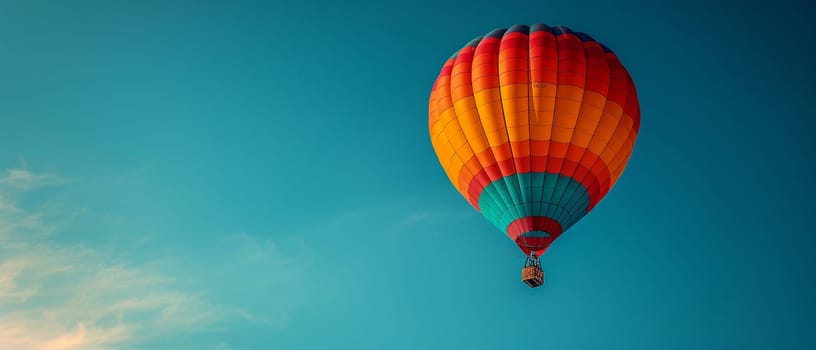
left=1, top=1, right=814, bottom=349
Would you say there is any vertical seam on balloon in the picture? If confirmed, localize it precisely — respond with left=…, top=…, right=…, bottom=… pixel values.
left=565, top=41, right=612, bottom=219
left=550, top=33, right=590, bottom=229
left=499, top=26, right=532, bottom=250
left=545, top=27, right=582, bottom=226
left=557, top=43, right=614, bottom=219
left=446, top=44, right=490, bottom=205
left=444, top=39, right=511, bottom=213
left=591, top=77, right=635, bottom=203
left=608, top=138, right=635, bottom=188
left=497, top=28, right=525, bottom=246
left=563, top=55, right=633, bottom=214
left=433, top=58, right=474, bottom=200
left=606, top=74, right=640, bottom=187
left=456, top=34, right=518, bottom=219
left=491, top=188, right=575, bottom=230
left=558, top=50, right=617, bottom=213
left=454, top=40, right=510, bottom=212
left=468, top=29, right=518, bottom=230
left=537, top=28, right=560, bottom=220
left=524, top=26, right=534, bottom=251
left=429, top=76, right=463, bottom=196
left=609, top=136, right=636, bottom=183
left=589, top=65, right=636, bottom=200
left=547, top=32, right=588, bottom=229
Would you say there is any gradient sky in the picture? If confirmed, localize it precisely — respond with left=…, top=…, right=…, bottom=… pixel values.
left=1, top=1, right=814, bottom=349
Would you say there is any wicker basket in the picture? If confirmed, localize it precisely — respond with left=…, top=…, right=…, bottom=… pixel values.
left=522, top=265, right=544, bottom=288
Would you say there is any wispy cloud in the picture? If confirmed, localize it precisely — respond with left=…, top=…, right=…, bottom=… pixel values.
left=0, top=167, right=279, bottom=349
left=0, top=168, right=67, bottom=242
left=0, top=168, right=67, bottom=192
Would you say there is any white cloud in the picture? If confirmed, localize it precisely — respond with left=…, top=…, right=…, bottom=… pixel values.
left=0, top=168, right=65, bottom=243
left=0, top=168, right=66, bottom=192
left=0, top=231, right=214, bottom=349
left=0, top=168, right=275, bottom=349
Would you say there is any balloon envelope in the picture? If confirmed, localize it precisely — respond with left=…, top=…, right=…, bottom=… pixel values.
left=429, top=24, right=640, bottom=256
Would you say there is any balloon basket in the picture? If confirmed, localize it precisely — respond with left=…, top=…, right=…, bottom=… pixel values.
left=522, top=254, right=544, bottom=288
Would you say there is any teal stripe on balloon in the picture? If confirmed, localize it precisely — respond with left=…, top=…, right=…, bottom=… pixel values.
left=477, top=172, right=591, bottom=234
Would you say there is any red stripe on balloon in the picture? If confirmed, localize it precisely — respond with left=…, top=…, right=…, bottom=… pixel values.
left=461, top=142, right=611, bottom=210
left=506, top=216, right=563, bottom=241
left=507, top=215, right=566, bottom=256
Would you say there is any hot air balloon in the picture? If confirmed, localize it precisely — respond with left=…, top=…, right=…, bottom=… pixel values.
left=428, top=24, right=640, bottom=288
